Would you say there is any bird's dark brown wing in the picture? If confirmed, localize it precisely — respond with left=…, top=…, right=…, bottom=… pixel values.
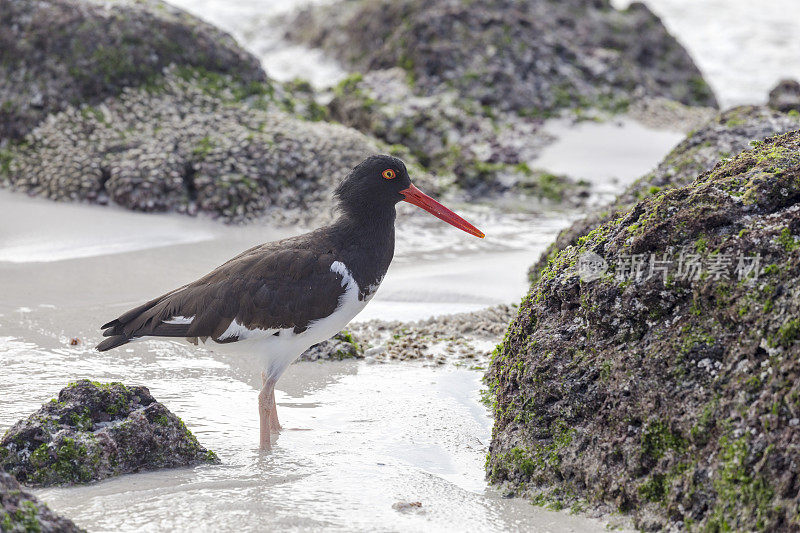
left=97, top=240, right=346, bottom=351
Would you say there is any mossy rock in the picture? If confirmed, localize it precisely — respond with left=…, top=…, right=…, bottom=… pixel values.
left=0, top=0, right=267, bottom=140
left=0, top=380, right=218, bottom=487
left=487, top=129, right=800, bottom=530
left=300, top=330, right=364, bottom=361
left=326, top=68, right=586, bottom=199
left=0, top=468, right=84, bottom=532
left=287, top=0, right=716, bottom=199
left=286, top=0, right=717, bottom=116
left=529, top=106, right=800, bottom=282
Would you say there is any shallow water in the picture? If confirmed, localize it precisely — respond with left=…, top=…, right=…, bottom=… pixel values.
left=26, top=360, right=609, bottom=532
left=534, top=118, right=684, bottom=197
left=1, top=329, right=606, bottom=532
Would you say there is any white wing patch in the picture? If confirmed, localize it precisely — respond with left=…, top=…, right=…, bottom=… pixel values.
left=332, top=260, right=382, bottom=301
left=163, top=315, right=194, bottom=324
left=330, top=261, right=357, bottom=290
left=217, top=319, right=290, bottom=342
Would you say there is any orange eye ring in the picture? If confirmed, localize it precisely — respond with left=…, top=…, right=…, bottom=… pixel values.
left=382, top=169, right=396, bottom=180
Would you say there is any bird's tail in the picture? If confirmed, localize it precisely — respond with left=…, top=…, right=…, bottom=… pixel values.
left=96, top=335, right=131, bottom=352
left=96, top=284, right=194, bottom=352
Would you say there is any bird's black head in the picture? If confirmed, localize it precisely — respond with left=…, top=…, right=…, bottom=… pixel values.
left=335, top=154, right=485, bottom=238
left=334, top=154, right=411, bottom=215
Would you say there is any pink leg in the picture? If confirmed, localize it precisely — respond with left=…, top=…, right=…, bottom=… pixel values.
left=261, top=372, right=282, bottom=434
left=270, top=393, right=282, bottom=432
left=258, top=373, right=275, bottom=450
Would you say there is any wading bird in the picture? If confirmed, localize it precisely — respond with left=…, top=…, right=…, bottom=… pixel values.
left=97, top=155, right=484, bottom=449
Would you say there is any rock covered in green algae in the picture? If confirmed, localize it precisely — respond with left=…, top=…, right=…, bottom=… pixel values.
left=286, top=0, right=717, bottom=115
left=299, top=331, right=364, bottom=362
left=529, top=106, right=800, bottom=282
left=487, top=130, right=800, bottom=530
left=0, top=68, right=383, bottom=223
left=0, top=380, right=218, bottom=487
left=1, top=468, right=85, bottom=532
left=285, top=0, right=714, bottom=198
left=0, top=0, right=266, bottom=141
left=326, top=69, right=586, bottom=200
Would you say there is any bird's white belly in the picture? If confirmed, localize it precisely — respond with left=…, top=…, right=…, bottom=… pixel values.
left=198, top=261, right=377, bottom=381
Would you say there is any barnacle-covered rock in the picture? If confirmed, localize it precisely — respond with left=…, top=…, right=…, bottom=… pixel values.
left=348, top=304, right=517, bottom=365
left=0, top=0, right=267, bottom=140
left=3, top=68, right=383, bottom=222
left=530, top=106, right=800, bottom=281
left=0, top=380, right=218, bottom=487
left=327, top=70, right=585, bottom=199
left=487, top=129, right=800, bottom=530
left=299, top=331, right=363, bottom=361
left=286, top=0, right=717, bottom=115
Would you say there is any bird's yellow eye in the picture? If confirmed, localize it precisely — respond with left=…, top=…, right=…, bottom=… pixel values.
left=382, top=169, right=396, bottom=180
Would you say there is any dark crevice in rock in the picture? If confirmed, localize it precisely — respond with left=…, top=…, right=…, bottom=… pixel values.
left=183, top=162, right=198, bottom=203
left=98, top=166, right=110, bottom=192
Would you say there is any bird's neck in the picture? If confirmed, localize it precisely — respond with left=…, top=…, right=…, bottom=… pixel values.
left=331, top=208, right=396, bottom=295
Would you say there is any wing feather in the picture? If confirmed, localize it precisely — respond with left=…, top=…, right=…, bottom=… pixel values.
left=96, top=238, right=347, bottom=351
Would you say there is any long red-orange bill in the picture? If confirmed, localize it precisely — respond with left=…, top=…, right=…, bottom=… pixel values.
left=400, top=183, right=485, bottom=238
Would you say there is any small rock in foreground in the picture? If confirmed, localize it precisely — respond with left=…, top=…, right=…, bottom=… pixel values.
left=0, top=380, right=219, bottom=487
left=0, top=468, right=85, bottom=532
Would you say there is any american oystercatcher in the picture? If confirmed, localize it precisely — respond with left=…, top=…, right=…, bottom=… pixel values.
left=96, top=155, right=484, bottom=448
